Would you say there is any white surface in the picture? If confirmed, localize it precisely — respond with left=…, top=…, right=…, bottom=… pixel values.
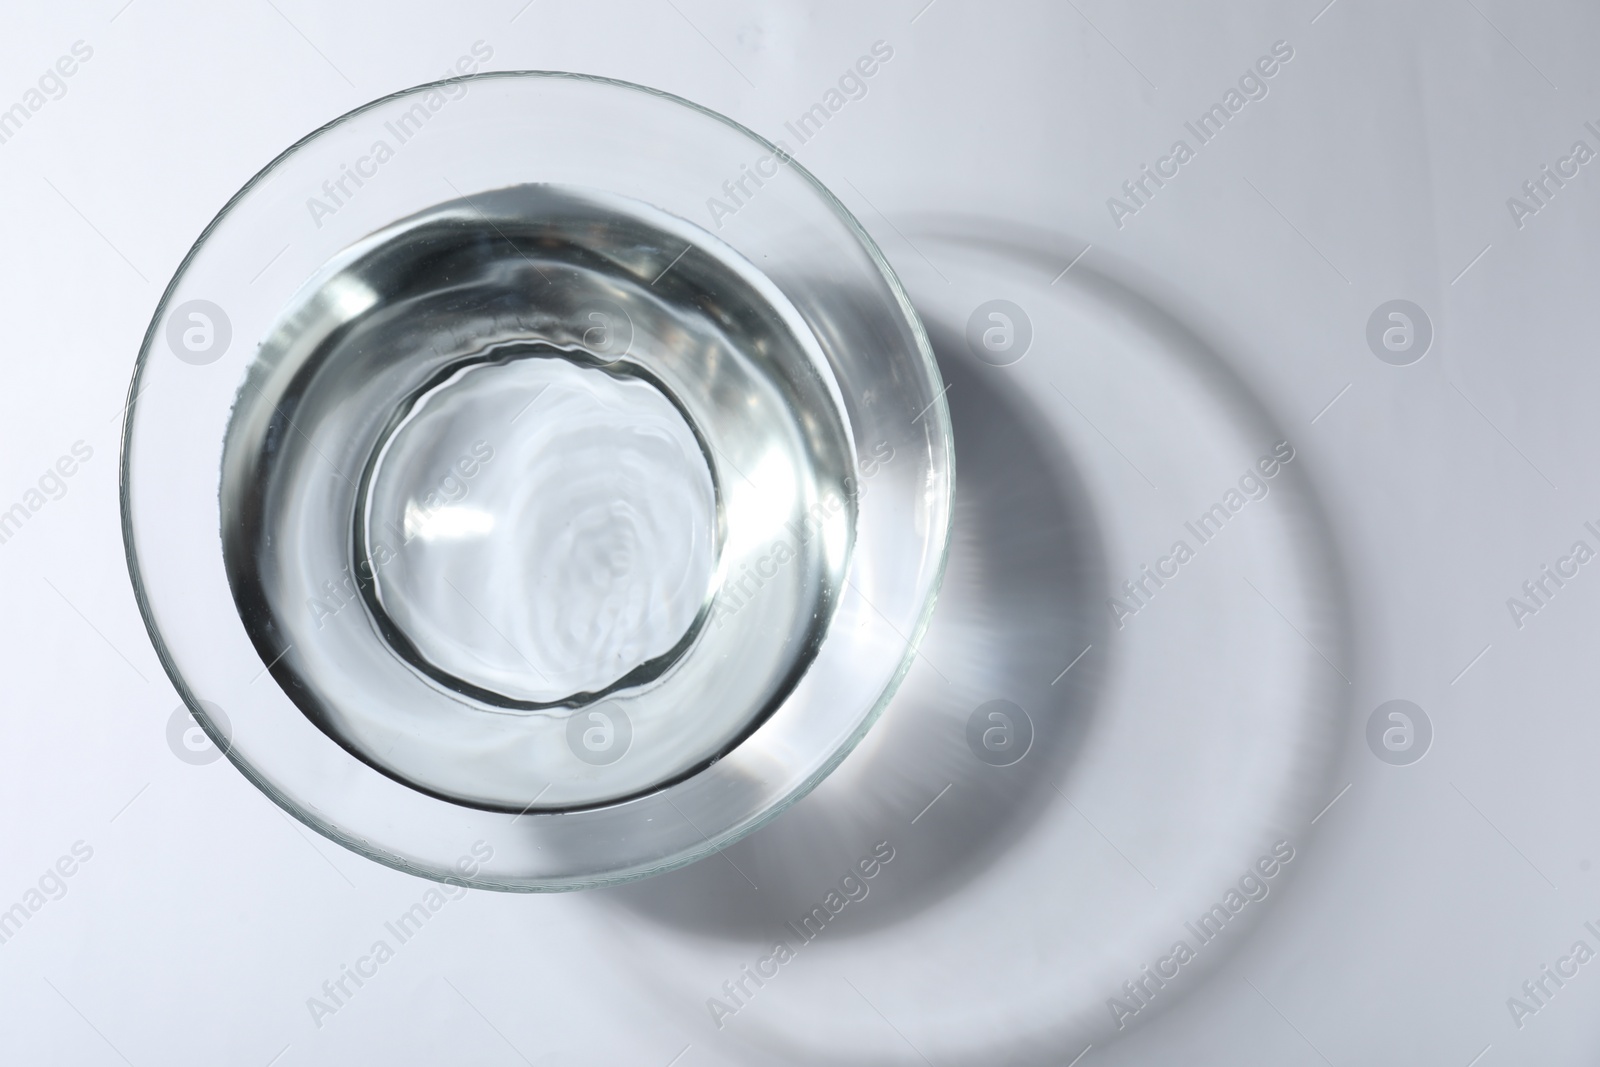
left=2, top=1, right=1598, bottom=1064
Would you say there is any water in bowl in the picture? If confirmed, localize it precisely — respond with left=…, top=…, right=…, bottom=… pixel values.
left=219, top=184, right=857, bottom=812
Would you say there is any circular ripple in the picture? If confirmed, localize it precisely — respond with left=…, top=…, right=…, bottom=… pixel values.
left=361, top=353, right=719, bottom=706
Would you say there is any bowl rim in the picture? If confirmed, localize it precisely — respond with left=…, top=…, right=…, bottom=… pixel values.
left=120, top=69, right=955, bottom=890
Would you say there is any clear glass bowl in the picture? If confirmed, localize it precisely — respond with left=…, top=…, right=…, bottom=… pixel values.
left=121, top=72, right=953, bottom=890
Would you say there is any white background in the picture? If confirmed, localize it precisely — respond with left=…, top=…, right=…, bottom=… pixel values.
left=2, top=0, right=1599, bottom=1064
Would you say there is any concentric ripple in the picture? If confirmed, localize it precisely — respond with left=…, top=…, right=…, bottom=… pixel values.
left=360, top=352, right=719, bottom=706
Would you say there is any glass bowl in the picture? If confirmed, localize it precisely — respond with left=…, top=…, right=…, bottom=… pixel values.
left=120, top=72, right=953, bottom=890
